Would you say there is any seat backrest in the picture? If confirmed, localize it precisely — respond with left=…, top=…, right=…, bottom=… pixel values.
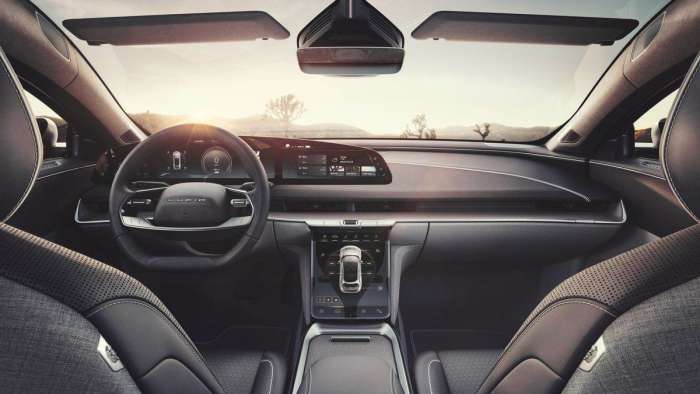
left=0, top=46, right=224, bottom=393
left=477, top=52, right=700, bottom=394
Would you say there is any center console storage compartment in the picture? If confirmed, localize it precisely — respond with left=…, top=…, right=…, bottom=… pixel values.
left=293, top=324, right=410, bottom=394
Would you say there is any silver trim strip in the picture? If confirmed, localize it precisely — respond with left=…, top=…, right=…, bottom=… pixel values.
left=37, top=163, right=96, bottom=180
left=387, top=161, right=592, bottom=202
left=270, top=200, right=627, bottom=226
left=74, top=199, right=110, bottom=224
left=590, top=160, right=666, bottom=181
left=292, top=323, right=411, bottom=394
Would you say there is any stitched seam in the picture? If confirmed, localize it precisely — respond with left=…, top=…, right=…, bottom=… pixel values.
left=260, top=359, right=273, bottom=394
left=389, top=366, right=393, bottom=394
left=480, top=299, right=616, bottom=392
left=86, top=299, right=210, bottom=377
left=308, top=368, right=313, bottom=394
left=661, top=55, right=700, bottom=221
left=428, top=359, right=441, bottom=394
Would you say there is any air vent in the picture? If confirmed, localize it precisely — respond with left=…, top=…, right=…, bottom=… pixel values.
left=283, top=201, right=349, bottom=212
left=415, top=201, right=537, bottom=212
left=354, top=201, right=416, bottom=212
left=631, top=12, right=664, bottom=62
left=36, top=12, right=70, bottom=60
left=119, top=129, right=141, bottom=144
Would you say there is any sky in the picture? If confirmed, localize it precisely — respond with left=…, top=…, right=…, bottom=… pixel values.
left=35, top=0, right=669, bottom=135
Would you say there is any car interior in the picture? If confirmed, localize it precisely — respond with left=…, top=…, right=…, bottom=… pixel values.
left=1, top=0, right=699, bottom=393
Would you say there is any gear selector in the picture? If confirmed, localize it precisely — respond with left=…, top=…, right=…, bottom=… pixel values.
left=339, top=245, right=362, bottom=293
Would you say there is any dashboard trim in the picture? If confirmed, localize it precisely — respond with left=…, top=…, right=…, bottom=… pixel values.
left=74, top=198, right=110, bottom=225
left=315, top=139, right=588, bottom=163
left=375, top=146, right=587, bottom=163
left=37, top=163, right=96, bottom=180
left=386, top=161, right=592, bottom=202
left=590, top=160, right=666, bottom=181
left=78, top=199, right=628, bottom=227
left=269, top=199, right=627, bottom=226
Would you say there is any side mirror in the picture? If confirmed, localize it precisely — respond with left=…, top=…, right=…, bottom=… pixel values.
left=651, top=118, right=666, bottom=149
left=297, top=0, right=404, bottom=76
left=36, top=116, right=67, bottom=158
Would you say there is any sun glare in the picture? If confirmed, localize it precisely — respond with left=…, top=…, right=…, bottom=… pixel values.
left=189, top=110, right=215, bottom=122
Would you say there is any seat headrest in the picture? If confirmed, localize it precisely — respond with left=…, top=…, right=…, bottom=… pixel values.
left=0, top=47, right=42, bottom=222
left=661, top=52, right=700, bottom=222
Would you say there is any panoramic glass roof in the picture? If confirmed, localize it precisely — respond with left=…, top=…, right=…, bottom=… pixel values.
left=35, top=0, right=670, bottom=141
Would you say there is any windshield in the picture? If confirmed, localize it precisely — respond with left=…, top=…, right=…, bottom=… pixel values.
left=36, top=0, right=669, bottom=142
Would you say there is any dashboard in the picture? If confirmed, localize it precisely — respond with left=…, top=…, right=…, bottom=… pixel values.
left=102, top=135, right=392, bottom=185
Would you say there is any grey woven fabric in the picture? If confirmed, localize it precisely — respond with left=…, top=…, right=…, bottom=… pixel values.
left=0, top=276, right=140, bottom=393
left=439, top=350, right=502, bottom=394
left=0, top=223, right=174, bottom=320
left=512, top=224, right=700, bottom=343
left=0, top=222, right=196, bottom=350
left=563, top=276, right=700, bottom=393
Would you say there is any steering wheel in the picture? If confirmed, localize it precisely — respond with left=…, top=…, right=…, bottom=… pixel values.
left=109, top=124, right=270, bottom=270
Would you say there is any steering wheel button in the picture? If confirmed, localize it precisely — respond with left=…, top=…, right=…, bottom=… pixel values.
left=230, top=198, right=248, bottom=208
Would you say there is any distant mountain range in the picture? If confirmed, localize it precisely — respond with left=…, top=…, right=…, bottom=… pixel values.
left=130, top=112, right=552, bottom=141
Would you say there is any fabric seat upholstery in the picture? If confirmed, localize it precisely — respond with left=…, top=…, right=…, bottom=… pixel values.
left=415, top=51, right=700, bottom=394
left=0, top=46, right=285, bottom=393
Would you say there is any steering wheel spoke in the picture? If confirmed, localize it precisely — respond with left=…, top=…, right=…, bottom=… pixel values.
left=120, top=184, right=254, bottom=232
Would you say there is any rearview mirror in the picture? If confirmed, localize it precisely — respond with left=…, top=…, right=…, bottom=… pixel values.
left=297, top=0, right=404, bottom=76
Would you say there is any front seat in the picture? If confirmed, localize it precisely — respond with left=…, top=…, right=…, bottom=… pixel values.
left=415, top=53, right=700, bottom=394
left=0, top=48, right=286, bottom=393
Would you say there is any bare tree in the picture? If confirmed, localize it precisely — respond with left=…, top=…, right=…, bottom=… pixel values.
left=400, top=113, right=438, bottom=139
left=473, top=122, right=491, bottom=141
left=265, top=94, right=306, bottom=137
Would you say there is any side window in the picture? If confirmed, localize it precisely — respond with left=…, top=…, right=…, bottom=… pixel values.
left=633, top=89, right=678, bottom=149
left=24, top=90, right=68, bottom=158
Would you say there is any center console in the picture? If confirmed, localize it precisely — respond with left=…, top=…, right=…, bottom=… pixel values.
left=293, top=323, right=410, bottom=394
left=290, top=223, right=411, bottom=393
left=311, top=224, right=390, bottom=320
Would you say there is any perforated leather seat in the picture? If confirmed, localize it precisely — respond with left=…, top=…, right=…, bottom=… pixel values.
left=414, top=52, right=700, bottom=394
left=0, top=47, right=286, bottom=393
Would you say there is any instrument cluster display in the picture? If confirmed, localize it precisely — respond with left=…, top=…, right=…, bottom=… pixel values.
left=127, top=136, right=391, bottom=185
left=138, top=138, right=275, bottom=181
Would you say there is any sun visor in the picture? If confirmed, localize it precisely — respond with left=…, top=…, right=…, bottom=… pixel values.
left=63, top=11, right=289, bottom=46
left=412, top=12, right=639, bottom=46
